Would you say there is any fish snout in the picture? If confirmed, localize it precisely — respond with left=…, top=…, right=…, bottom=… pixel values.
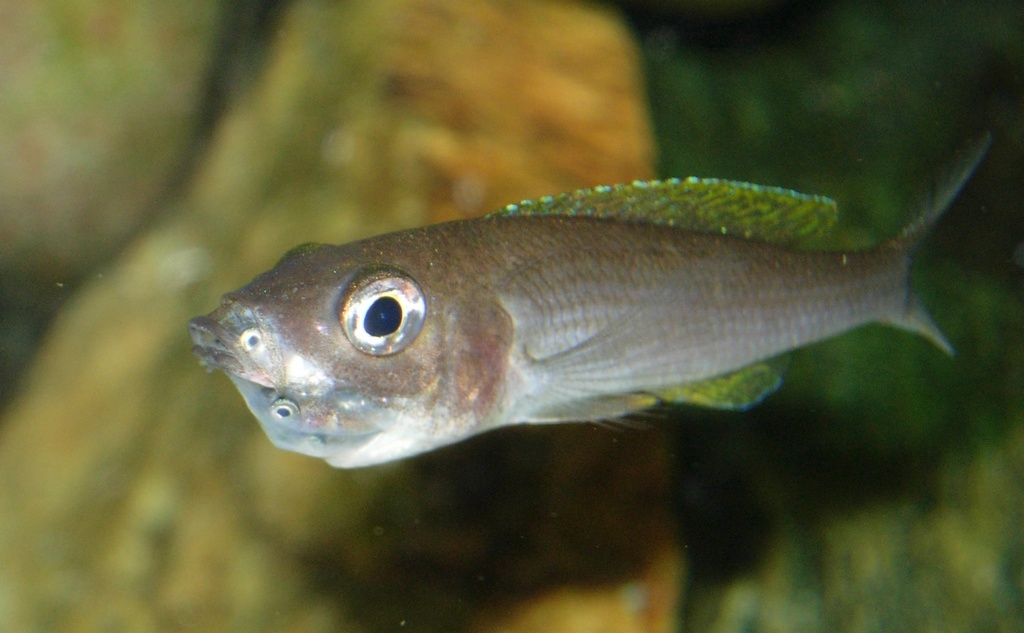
left=188, top=315, right=246, bottom=373
left=187, top=299, right=276, bottom=387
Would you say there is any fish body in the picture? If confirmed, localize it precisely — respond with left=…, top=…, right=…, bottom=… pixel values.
left=189, top=146, right=985, bottom=468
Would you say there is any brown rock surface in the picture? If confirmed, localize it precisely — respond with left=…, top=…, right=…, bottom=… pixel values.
left=685, top=413, right=1024, bottom=632
left=0, top=0, right=219, bottom=281
left=384, top=0, right=654, bottom=223
left=614, top=0, right=789, bottom=19
left=0, top=1, right=675, bottom=632
left=473, top=551, right=683, bottom=633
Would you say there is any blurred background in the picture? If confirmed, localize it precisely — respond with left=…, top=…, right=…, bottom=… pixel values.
left=0, top=0, right=1022, bottom=631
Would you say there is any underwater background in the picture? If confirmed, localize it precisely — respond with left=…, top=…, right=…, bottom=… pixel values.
left=0, top=0, right=1022, bottom=631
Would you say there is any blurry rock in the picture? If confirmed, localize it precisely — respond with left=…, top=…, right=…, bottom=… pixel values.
left=0, top=0, right=220, bottom=282
left=0, top=0, right=673, bottom=632
left=473, top=551, right=681, bottom=633
left=615, top=0, right=789, bottom=19
left=384, top=0, right=654, bottom=223
left=687, top=413, right=1024, bottom=632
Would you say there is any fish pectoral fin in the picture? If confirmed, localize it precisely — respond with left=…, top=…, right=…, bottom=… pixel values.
left=656, top=362, right=784, bottom=411
left=523, top=393, right=659, bottom=424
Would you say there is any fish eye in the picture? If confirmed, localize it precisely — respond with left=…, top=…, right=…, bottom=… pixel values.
left=240, top=328, right=261, bottom=350
left=341, top=268, right=425, bottom=356
left=270, top=397, right=299, bottom=420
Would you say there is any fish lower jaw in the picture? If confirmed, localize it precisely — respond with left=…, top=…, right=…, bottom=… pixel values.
left=264, top=411, right=464, bottom=468
left=260, top=417, right=446, bottom=468
left=232, top=380, right=381, bottom=462
left=261, top=422, right=380, bottom=462
left=226, top=374, right=443, bottom=468
left=320, top=429, right=453, bottom=468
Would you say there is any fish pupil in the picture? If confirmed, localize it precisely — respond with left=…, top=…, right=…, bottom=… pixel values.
left=364, top=296, right=402, bottom=337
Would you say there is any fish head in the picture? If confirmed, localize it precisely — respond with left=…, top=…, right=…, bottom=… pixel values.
left=188, top=239, right=512, bottom=467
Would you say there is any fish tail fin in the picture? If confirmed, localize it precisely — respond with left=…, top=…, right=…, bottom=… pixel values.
left=881, top=133, right=991, bottom=356
left=895, top=132, right=991, bottom=251
left=884, top=291, right=955, bottom=355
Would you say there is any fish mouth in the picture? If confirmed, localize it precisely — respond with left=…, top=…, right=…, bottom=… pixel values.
left=188, top=315, right=249, bottom=375
left=187, top=301, right=275, bottom=387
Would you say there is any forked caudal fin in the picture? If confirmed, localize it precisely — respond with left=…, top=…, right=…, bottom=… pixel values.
left=885, top=132, right=991, bottom=355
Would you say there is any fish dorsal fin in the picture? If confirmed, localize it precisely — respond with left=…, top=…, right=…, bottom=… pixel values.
left=491, top=178, right=838, bottom=245
left=654, top=362, right=784, bottom=411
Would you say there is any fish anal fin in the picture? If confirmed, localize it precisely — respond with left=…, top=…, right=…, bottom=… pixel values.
left=519, top=363, right=784, bottom=424
left=656, top=363, right=784, bottom=411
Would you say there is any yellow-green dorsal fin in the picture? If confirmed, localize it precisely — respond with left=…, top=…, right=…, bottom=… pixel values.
left=275, top=242, right=329, bottom=266
left=655, top=362, right=784, bottom=411
left=490, top=178, right=837, bottom=245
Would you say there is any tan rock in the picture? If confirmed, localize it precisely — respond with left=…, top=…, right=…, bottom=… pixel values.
left=475, top=551, right=682, bottom=633
left=0, top=0, right=220, bottom=281
left=615, top=0, right=789, bottom=20
left=382, top=0, right=654, bottom=223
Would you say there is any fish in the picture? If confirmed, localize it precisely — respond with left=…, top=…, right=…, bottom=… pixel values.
left=188, top=138, right=989, bottom=468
